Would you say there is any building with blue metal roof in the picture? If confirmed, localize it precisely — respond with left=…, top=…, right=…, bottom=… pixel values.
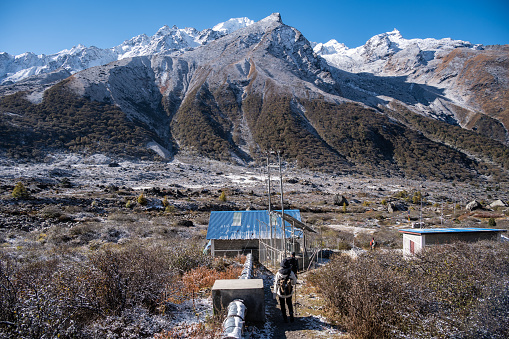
left=399, top=227, right=507, bottom=256
left=206, top=210, right=304, bottom=257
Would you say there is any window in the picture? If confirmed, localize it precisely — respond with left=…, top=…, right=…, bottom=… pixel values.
left=232, top=212, right=242, bottom=226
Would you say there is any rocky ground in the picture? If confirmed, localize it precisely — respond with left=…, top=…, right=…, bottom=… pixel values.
left=1, top=152, right=507, bottom=244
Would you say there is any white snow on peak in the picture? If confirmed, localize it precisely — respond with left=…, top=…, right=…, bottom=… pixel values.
left=263, top=12, right=282, bottom=22
left=0, top=16, right=257, bottom=84
left=314, top=28, right=483, bottom=75
left=388, top=28, right=402, bottom=38
left=212, top=17, right=254, bottom=34
left=313, top=39, right=349, bottom=55
left=1, top=17, right=485, bottom=85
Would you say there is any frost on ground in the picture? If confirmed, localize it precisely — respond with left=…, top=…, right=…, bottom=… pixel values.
left=82, top=298, right=213, bottom=338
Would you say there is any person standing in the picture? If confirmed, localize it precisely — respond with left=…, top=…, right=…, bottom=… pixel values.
left=370, top=237, right=377, bottom=250
left=273, top=258, right=297, bottom=322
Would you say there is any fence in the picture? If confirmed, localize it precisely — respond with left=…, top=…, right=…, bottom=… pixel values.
left=258, top=214, right=307, bottom=270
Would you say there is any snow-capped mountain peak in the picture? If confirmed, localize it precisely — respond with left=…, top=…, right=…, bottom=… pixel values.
left=388, top=28, right=402, bottom=38
left=0, top=17, right=256, bottom=85
left=315, top=28, right=484, bottom=75
left=0, top=16, right=486, bottom=86
left=313, top=39, right=349, bottom=55
left=154, top=25, right=173, bottom=37
left=212, top=17, right=254, bottom=34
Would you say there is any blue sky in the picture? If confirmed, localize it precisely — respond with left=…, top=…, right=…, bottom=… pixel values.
left=1, top=0, right=508, bottom=55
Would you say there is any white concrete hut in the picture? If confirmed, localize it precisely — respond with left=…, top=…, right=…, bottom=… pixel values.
left=399, top=227, right=507, bottom=256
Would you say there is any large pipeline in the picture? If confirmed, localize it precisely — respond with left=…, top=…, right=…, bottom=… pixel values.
left=221, top=253, right=253, bottom=339
left=221, top=299, right=247, bottom=339
left=238, top=253, right=253, bottom=279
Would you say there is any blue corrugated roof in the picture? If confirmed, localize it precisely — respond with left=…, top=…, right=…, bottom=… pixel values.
left=206, top=210, right=303, bottom=240
left=399, top=228, right=507, bottom=235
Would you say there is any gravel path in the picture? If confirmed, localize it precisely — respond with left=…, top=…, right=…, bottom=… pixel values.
left=245, top=264, right=344, bottom=338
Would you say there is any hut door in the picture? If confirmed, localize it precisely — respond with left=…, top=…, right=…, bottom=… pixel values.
left=410, top=240, right=415, bottom=254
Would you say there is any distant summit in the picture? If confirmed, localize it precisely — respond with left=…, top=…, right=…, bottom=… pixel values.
left=313, top=28, right=483, bottom=75
left=212, top=17, right=254, bottom=34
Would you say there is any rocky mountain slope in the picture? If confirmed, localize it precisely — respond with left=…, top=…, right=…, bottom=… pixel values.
left=1, top=13, right=508, bottom=181
left=314, top=30, right=509, bottom=145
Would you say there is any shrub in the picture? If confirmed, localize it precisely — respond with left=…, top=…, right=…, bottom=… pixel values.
left=137, top=193, right=148, bottom=206
left=167, top=240, right=211, bottom=273
left=40, top=206, right=63, bottom=219
left=181, top=265, right=243, bottom=293
left=12, top=182, right=29, bottom=199
left=488, top=217, right=497, bottom=227
left=219, top=191, right=227, bottom=202
left=308, top=241, right=509, bottom=338
left=0, top=255, right=17, bottom=327
left=412, top=191, right=422, bottom=204
left=87, top=244, right=175, bottom=313
left=0, top=239, right=214, bottom=338
left=165, top=204, right=177, bottom=214
left=394, top=190, right=408, bottom=199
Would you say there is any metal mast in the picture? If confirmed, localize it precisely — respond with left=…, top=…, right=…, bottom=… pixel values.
left=278, top=151, right=286, bottom=257
left=266, top=154, right=273, bottom=251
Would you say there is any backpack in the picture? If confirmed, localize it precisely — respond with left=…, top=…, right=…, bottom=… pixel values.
left=278, top=274, right=292, bottom=295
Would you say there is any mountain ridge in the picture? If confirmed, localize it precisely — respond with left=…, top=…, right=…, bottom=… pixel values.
left=0, top=16, right=255, bottom=85
left=1, top=13, right=508, bottom=181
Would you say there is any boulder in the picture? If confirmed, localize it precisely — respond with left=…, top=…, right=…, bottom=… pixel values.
left=466, top=200, right=482, bottom=211
left=176, top=219, right=194, bottom=227
left=333, top=194, right=349, bottom=206
left=387, top=201, right=407, bottom=213
left=388, top=202, right=397, bottom=213
left=489, top=199, right=508, bottom=208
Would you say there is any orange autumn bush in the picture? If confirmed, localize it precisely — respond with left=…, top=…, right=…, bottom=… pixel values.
left=182, top=265, right=243, bottom=293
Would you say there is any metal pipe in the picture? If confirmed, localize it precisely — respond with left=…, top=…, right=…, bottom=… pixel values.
left=221, top=300, right=246, bottom=339
left=222, top=253, right=253, bottom=338
left=267, top=154, right=273, bottom=264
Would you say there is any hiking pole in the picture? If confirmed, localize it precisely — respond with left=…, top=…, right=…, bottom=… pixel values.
left=294, top=278, right=298, bottom=317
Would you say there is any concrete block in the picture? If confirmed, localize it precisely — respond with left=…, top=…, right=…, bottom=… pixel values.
left=211, top=279, right=265, bottom=322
